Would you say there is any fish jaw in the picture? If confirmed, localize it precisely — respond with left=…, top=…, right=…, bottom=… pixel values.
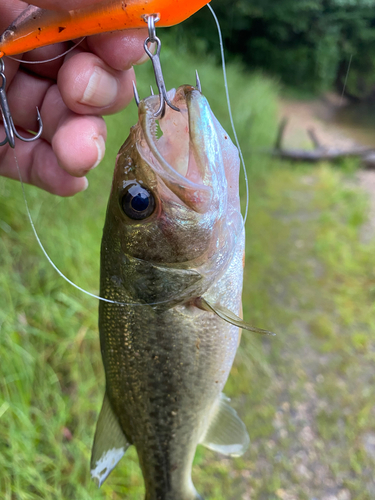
left=138, top=84, right=240, bottom=222
left=138, top=86, right=224, bottom=215
left=104, top=85, right=241, bottom=273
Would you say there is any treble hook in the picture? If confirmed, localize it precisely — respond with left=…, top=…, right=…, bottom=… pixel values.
left=0, top=58, right=43, bottom=148
left=133, top=15, right=180, bottom=118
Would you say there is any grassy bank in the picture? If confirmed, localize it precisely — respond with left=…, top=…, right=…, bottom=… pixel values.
left=1, top=45, right=375, bottom=500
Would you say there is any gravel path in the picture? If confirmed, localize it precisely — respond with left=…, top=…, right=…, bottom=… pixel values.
left=279, top=95, right=360, bottom=150
left=279, top=94, right=375, bottom=242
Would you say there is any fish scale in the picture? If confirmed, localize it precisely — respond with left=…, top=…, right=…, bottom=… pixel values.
left=101, top=304, right=234, bottom=499
left=91, top=86, right=253, bottom=499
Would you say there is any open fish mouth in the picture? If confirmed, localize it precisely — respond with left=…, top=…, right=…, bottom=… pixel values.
left=136, top=85, right=226, bottom=214
left=92, top=81, right=259, bottom=498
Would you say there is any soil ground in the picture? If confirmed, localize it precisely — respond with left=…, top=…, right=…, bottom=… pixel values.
left=279, top=94, right=375, bottom=243
left=279, top=94, right=359, bottom=150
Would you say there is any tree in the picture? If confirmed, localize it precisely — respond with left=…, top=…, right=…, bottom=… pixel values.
left=174, top=0, right=375, bottom=97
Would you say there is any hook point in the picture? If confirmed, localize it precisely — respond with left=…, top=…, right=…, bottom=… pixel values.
left=1, top=59, right=43, bottom=147
left=195, top=70, right=202, bottom=93
left=133, top=81, right=140, bottom=106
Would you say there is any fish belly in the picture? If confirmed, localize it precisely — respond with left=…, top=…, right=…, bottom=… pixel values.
left=99, top=296, right=239, bottom=499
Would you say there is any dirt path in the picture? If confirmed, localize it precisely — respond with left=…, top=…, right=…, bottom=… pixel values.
left=234, top=165, right=375, bottom=500
left=279, top=94, right=375, bottom=242
left=279, top=94, right=359, bottom=150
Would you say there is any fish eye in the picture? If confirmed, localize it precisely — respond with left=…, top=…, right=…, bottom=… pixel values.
left=120, top=182, right=155, bottom=220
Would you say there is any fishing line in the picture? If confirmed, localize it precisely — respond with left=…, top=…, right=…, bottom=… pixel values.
left=340, top=54, right=353, bottom=106
left=207, top=3, right=249, bottom=223
left=12, top=8, right=247, bottom=307
left=8, top=38, right=86, bottom=64
left=13, top=150, right=173, bottom=308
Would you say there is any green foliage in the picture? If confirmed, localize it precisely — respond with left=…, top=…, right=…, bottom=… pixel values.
left=1, top=43, right=375, bottom=499
left=0, top=49, right=278, bottom=498
left=176, top=0, right=375, bottom=94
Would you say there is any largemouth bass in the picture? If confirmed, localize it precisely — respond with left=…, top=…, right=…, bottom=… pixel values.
left=91, top=85, right=266, bottom=499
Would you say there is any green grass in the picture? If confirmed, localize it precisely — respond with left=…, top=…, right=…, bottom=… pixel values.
left=1, top=45, right=375, bottom=499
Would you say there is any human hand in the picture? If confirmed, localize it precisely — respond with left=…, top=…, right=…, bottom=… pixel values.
left=0, top=0, right=148, bottom=196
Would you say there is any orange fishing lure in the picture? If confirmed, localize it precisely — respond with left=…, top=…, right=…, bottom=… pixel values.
left=0, top=0, right=210, bottom=57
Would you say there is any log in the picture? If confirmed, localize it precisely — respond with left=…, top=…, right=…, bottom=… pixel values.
left=362, top=153, right=375, bottom=169
left=269, top=118, right=375, bottom=163
left=271, top=146, right=374, bottom=163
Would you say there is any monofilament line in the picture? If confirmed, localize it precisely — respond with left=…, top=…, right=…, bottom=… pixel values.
left=207, top=3, right=249, bottom=224
left=8, top=38, right=86, bottom=64
left=13, top=151, right=170, bottom=307
left=340, top=54, right=353, bottom=106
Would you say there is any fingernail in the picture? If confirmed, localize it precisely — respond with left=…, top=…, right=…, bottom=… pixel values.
left=134, top=42, right=156, bottom=66
left=91, top=135, right=106, bottom=170
left=82, top=177, right=89, bottom=191
left=80, top=67, right=118, bottom=107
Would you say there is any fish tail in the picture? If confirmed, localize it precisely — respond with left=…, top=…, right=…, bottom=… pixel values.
left=144, top=494, right=203, bottom=500
left=144, top=484, right=203, bottom=500
left=186, top=487, right=203, bottom=500
left=185, top=478, right=204, bottom=499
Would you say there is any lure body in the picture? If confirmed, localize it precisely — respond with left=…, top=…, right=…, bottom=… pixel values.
left=0, top=0, right=210, bottom=57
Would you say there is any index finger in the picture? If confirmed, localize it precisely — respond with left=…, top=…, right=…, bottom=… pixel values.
left=1, top=1, right=28, bottom=31
left=20, top=0, right=107, bottom=11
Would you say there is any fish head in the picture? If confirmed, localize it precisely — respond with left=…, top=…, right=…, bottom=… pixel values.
left=104, top=85, right=242, bottom=271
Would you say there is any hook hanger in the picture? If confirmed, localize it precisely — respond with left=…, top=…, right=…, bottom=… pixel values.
left=0, top=58, right=43, bottom=148
left=133, top=14, right=180, bottom=118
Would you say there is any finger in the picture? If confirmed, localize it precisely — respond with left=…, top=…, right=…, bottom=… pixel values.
left=28, top=0, right=106, bottom=11
left=87, top=29, right=149, bottom=71
left=21, top=42, right=71, bottom=79
left=0, top=135, right=88, bottom=197
left=7, top=78, right=107, bottom=178
left=57, top=51, right=136, bottom=115
left=40, top=85, right=107, bottom=177
left=0, top=1, right=28, bottom=31
left=41, top=85, right=107, bottom=177
left=2, top=56, right=21, bottom=89
left=52, top=115, right=107, bottom=177
left=6, top=66, right=52, bottom=132
left=9, top=28, right=147, bottom=79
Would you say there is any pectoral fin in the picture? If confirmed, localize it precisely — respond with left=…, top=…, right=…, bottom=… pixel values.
left=196, top=297, right=275, bottom=336
left=199, top=394, right=250, bottom=457
left=90, top=394, right=130, bottom=487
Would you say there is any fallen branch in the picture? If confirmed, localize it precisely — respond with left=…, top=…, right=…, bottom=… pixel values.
left=270, top=118, right=375, bottom=163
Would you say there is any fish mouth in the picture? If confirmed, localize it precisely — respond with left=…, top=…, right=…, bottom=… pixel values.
left=136, top=86, right=222, bottom=214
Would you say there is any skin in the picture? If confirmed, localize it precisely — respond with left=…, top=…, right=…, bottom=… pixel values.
left=97, top=88, right=245, bottom=499
left=0, top=0, right=149, bottom=196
